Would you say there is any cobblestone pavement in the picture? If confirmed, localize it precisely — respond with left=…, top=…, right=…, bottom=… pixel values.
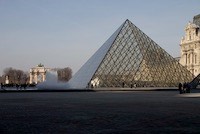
left=0, top=91, right=200, bottom=134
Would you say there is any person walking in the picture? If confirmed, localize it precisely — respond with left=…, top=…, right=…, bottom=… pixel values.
left=183, top=82, right=187, bottom=93
left=1, top=83, right=5, bottom=90
left=178, top=83, right=183, bottom=94
left=0, top=83, right=2, bottom=89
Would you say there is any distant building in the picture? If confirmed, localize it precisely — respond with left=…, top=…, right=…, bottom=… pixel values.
left=179, top=14, right=200, bottom=76
left=29, top=64, right=51, bottom=84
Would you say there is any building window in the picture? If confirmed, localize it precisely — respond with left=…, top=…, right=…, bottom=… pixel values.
left=188, top=54, right=190, bottom=64
left=196, top=28, right=199, bottom=36
left=192, top=53, right=194, bottom=64
left=195, top=55, right=197, bottom=64
left=185, top=54, right=187, bottom=64
left=189, top=32, right=191, bottom=40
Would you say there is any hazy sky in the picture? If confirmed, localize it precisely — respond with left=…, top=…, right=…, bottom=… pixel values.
left=0, top=0, right=199, bottom=75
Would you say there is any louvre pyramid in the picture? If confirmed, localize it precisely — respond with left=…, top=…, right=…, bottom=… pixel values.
left=69, top=19, right=194, bottom=88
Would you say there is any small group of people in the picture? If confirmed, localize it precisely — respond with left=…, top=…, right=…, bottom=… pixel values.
left=0, top=83, right=28, bottom=90
left=15, top=84, right=28, bottom=90
left=0, top=83, right=4, bottom=90
left=178, top=82, right=191, bottom=94
left=122, top=82, right=137, bottom=88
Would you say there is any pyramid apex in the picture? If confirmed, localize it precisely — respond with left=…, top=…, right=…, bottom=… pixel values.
left=124, top=19, right=132, bottom=25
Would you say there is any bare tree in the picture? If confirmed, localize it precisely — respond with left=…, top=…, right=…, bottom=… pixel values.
left=0, top=76, right=2, bottom=83
left=3, top=67, right=28, bottom=84
left=57, top=67, right=72, bottom=82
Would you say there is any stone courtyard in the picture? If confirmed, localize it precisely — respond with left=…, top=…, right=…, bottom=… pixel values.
left=0, top=90, right=200, bottom=133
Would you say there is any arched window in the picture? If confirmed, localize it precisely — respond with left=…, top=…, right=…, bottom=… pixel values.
left=192, top=53, right=194, bottom=64
left=185, top=54, right=187, bottom=64
left=196, top=28, right=199, bottom=36
left=188, top=54, right=190, bottom=64
left=195, top=54, right=197, bottom=64
left=189, top=31, right=191, bottom=40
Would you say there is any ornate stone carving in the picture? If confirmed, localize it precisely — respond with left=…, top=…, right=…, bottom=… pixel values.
left=29, top=64, right=51, bottom=84
left=180, top=14, right=200, bottom=76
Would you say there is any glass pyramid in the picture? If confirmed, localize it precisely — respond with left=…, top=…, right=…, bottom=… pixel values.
left=69, top=19, right=194, bottom=88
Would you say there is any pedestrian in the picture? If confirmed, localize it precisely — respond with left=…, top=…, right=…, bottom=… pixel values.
left=0, top=83, right=3, bottom=89
left=134, top=83, right=137, bottom=88
left=186, top=83, right=191, bottom=93
left=178, top=83, right=183, bottom=94
left=1, top=83, right=5, bottom=90
left=183, top=82, right=187, bottom=93
left=16, top=84, right=19, bottom=90
left=122, top=82, right=125, bottom=88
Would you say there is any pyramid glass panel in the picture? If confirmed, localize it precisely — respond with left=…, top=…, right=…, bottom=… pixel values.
left=69, top=19, right=194, bottom=88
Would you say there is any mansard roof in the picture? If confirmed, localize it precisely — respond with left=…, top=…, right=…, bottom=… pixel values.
left=193, top=14, right=200, bottom=26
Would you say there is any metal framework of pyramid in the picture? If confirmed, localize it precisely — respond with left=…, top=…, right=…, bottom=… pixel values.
left=69, top=19, right=194, bottom=89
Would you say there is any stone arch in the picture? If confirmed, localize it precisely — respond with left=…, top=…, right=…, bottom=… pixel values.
left=29, top=66, right=51, bottom=84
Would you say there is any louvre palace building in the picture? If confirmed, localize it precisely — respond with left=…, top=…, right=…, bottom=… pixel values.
left=180, top=14, right=200, bottom=76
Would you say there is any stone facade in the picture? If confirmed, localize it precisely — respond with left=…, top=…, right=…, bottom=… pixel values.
left=29, top=64, right=51, bottom=84
left=180, top=14, right=200, bottom=76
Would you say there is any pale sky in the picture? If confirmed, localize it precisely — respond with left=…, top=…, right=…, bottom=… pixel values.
left=0, top=0, right=199, bottom=75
